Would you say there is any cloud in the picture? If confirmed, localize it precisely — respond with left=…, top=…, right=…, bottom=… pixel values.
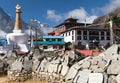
left=0, top=30, right=6, bottom=37
left=100, top=0, right=120, bottom=14
left=66, top=7, right=87, bottom=20
left=46, top=8, right=98, bottom=23
left=65, top=7, right=98, bottom=23
left=46, top=10, right=62, bottom=22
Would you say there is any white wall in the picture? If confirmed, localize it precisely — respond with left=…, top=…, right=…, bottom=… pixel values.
left=62, top=30, right=76, bottom=43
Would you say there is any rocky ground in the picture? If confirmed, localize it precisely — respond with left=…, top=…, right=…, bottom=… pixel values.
left=0, top=44, right=120, bottom=83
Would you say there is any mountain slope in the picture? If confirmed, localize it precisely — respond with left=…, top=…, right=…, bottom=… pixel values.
left=93, top=7, right=120, bottom=24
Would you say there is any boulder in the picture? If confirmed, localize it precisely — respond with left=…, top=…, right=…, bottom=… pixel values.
left=74, top=69, right=91, bottom=83
left=88, top=73, right=103, bottom=83
left=65, top=66, right=78, bottom=80
left=107, top=61, right=120, bottom=74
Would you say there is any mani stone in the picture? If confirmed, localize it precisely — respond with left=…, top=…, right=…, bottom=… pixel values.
left=78, top=56, right=91, bottom=65
left=107, top=61, right=120, bottom=74
left=89, top=65, right=99, bottom=71
left=72, top=63, right=81, bottom=70
left=32, top=60, right=40, bottom=71
left=61, top=65, right=69, bottom=76
left=88, top=73, right=103, bottom=83
left=62, top=55, right=69, bottom=66
left=116, top=74, right=120, bottom=83
left=108, top=75, right=117, bottom=83
left=94, top=68, right=104, bottom=73
left=91, top=56, right=102, bottom=65
left=97, top=59, right=110, bottom=70
left=104, top=44, right=118, bottom=55
left=102, top=72, right=108, bottom=83
left=65, top=67, right=78, bottom=80
left=81, top=60, right=90, bottom=69
left=23, top=60, right=32, bottom=72
left=57, top=64, right=62, bottom=74
left=48, top=63, right=54, bottom=73
left=11, top=60, right=22, bottom=71
left=74, top=69, right=91, bottom=83
left=53, top=64, right=59, bottom=73
left=0, top=60, right=3, bottom=68
left=39, top=59, right=47, bottom=72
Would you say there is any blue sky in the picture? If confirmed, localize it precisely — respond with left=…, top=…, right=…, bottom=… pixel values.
left=0, top=0, right=120, bottom=26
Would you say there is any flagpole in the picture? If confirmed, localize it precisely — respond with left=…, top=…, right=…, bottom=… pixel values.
left=109, top=19, right=114, bottom=45
left=30, top=26, right=33, bottom=47
left=85, top=18, right=86, bottom=27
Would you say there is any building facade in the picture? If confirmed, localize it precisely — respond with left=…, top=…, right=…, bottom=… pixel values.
left=60, top=25, right=111, bottom=46
left=48, top=17, right=112, bottom=46
left=34, top=36, right=65, bottom=51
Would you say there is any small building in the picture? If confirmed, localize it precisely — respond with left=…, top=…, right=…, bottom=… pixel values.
left=34, top=36, right=65, bottom=51
left=0, top=38, right=8, bottom=54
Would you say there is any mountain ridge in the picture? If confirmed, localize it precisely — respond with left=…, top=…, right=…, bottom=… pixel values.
left=93, top=7, right=120, bottom=24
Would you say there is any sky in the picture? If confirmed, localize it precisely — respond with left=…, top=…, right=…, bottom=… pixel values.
left=0, top=0, right=120, bottom=26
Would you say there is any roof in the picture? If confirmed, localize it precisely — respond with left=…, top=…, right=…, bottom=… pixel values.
left=61, top=25, right=109, bottom=34
left=65, top=49, right=101, bottom=56
left=47, top=31, right=55, bottom=35
left=0, top=38, right=6, bottom=40
left=0, top=38, right=7, bottom=45
left=77, top=49, right=101, bottom=56
left=43, top=36, right=64, bottom=39
left=34, top=41, right=65, bottom=45
left=54, top=22, right=91, bottom=28
left=64, top=17, right=78, bottom=21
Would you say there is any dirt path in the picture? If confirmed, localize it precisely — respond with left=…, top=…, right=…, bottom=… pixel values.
left=0, top=76, right=45, bottom=83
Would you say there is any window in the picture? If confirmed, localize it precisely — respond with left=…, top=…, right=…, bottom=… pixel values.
left=83, top=36, right=87, bottom=40
left=89, top=31, right=98, bottom=35
left=43, top=46, right=47, bottom=49
left=53, top=45, right=57, bottom=49
left=72, top=31, right=74, bottom=35
left=59, top=45, right=63, bottom=49
left=83, top=31, right=87, bottom=35
left=46, top=38, right=50, bottom=41
left=107, top=32, right=110, bottom=36
left=69, top=32, right=70, bottom=36
left=107, top=36, right=110, bottom=40
left=66, top=33, right=67, bottom=36
left=77, top=31, right=81, bottom=35
left=72, top=36, right=74, bottom=40
left=77, top=36, right=81, bottom=40
left=52, top=38, right=56, bottom=41
left=58, top=39, right=62, bottom=41
left=101, top=32, right=104, bottom=35
left=101, top=36, right=105, bottom=40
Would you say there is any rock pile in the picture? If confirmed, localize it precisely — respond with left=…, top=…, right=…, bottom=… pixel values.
left=7, top=55, right=33, bottom=82
left=0, top=44, right=120, bottom=83
left=32, top=44, right=120, bottom=83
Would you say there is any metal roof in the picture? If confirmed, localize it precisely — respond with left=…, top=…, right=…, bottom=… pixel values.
left=43, top=36, right=64, bottom=39
left=34, top=41, right=65, bottom=45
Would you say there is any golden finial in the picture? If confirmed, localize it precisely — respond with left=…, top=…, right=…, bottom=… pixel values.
left=14, top=4, right=22, bottom=30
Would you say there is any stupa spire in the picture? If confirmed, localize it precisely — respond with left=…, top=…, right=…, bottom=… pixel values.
left=14, top=4, right=22, bottom=30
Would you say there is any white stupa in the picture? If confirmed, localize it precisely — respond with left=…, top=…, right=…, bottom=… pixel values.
left=6, top=4, right=29, bottom=52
